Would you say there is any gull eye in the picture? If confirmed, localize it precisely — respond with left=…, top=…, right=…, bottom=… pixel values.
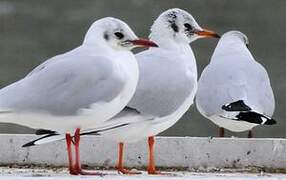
left=184, top=23, right=193, bottom=30
left=114, top=32, right=124, bottom=39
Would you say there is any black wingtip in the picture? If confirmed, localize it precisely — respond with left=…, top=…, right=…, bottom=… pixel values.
left=81, top=123, right=130, bottom=136
left=22, top=141, right=36, bottom=147
left=264, top=118, right=277, bottom=125
left=35, top=129, right=56, bottom=135
left=222, top=100, right=251, bottom=112
left=235, top=111, right=276, bottom=126
left=22, top=133, right=59, bottom=148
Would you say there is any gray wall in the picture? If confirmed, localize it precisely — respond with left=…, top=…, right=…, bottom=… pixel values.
left=0, top=0, right=285, bottom=137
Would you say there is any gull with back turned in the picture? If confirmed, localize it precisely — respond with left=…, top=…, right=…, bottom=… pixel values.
left=196, top=31, right=276, bottom=138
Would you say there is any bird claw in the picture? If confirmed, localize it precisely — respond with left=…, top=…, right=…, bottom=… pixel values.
left=69, top=167, right=106, bottom=176
left=69, top=169, right=79, bottom=175
left=147, top=169, right=176, bottom=176
left=117, top=168, right=141, bottom=175
left=78, top=169, right=106, bottom=176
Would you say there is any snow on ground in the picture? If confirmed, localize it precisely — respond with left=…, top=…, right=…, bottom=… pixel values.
left=0, top=167, right=286, bottom=180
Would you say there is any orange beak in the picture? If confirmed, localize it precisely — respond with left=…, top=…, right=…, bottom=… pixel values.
left=129, top=39, right=158, bottom=47
left=195, top=29, right=220, bottom=38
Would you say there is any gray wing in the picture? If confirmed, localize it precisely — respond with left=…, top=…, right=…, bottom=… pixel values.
left=196, top=60, right=275, bottom=117
left=0, top=52, right=125, bottom=116
left=196, top=64, right=246, bottom=116
left=128, top=49, right=196, bottom=117
left=26, top=47, right=82, bottom=77
left=248, top=62, right=275, bottom=116
left=26, top=56, right=58, bottom=77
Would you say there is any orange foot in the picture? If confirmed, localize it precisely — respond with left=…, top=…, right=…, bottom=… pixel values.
left=117, top=167, right=141, bottom=175
left=71, top=166, right=106, bottom=176
left=147, top=168, right=175, bottom=176
left=69, top=169, right=79, bottom=175
left=78, top=169, right=106, bottom=176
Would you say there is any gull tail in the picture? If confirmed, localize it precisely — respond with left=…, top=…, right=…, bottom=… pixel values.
left=22, top=133, right=64, bottom=147
left=235, top=111, right=276, bottom=125
left=22, top=107, right=145, bottom=147
left=221, top=100, right=277, bottom=125
left=22, top=123, right=129, bottom=147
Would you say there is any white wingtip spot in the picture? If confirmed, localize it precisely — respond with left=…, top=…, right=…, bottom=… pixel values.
left=261, top=117, right=268, bottom=124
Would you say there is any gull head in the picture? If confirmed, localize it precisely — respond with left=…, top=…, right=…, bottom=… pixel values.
left=83, top=17, right=158, bottom=50
left=150, top=8, right=220, bottom=45
left=221, top=31, right=249, bottom=48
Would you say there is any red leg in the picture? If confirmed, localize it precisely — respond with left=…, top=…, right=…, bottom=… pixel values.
left=73, top=128, right=105, bottom=176
left=116, top=142, right=141, bottom=174
left=147, top=136, right=174, bottom=175
left=219, top=127, right=225, bottom=137
left=147, top=136, right=160, bottom=174
left=66, top=133, right=78, bottom=175
left=74, top=128, right=81, bottom=173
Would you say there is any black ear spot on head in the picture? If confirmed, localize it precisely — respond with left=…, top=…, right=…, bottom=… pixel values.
left=104, top=32, right=109, bottom=40
left=166, top=11, right=179, bottom=33
left=171, top=23, right=179, bottom=32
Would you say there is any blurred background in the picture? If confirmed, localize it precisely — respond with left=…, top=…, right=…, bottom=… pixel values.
left=0, top=0, right=285, bottom=138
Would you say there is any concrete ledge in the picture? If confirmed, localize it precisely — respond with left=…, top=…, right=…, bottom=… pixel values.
left=0, top=134, right=285, bottom=169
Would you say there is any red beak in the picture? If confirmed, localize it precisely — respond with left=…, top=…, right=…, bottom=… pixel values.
left=129, top=39, right=158, bottom=47
left=195, top=29, right=220, bottom=38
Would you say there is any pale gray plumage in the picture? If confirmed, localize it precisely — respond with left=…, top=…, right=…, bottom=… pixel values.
left=196, top=31, right=275, bottom=132
left=0, top=17, right=142, bottom=132
left=94, top=8, right=203, bottom=143
left=0, top=49, right=125, bottom=116
left=127, top=48, right=196, bottom=117
left=23, top=8, right=220, bottom=145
